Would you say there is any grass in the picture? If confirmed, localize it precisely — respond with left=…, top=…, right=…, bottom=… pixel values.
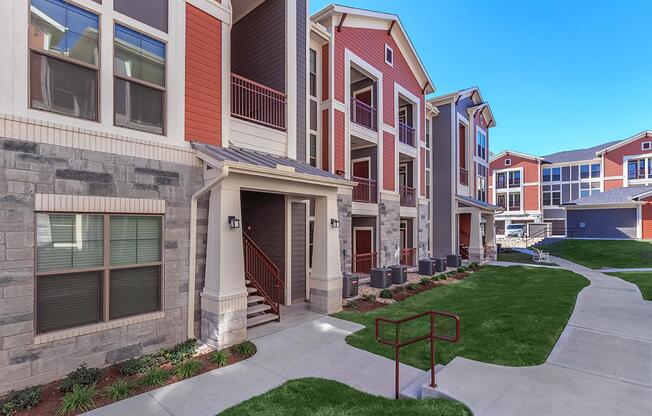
left=220, top=378, right=471, bottom=416
left=538, top=239, right=652, bottom=269
left=608, top=272, right=652, bottom=300
left=103, top=379, right=134, bottom=401
left=141, top=368, right=170, bottom=387
left=335, top=266, right=588, bottom=369
left=497, top=250, right=558, bottom=266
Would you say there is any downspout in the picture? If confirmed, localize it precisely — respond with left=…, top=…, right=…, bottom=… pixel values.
left=187, top=165, right=230, bottom=339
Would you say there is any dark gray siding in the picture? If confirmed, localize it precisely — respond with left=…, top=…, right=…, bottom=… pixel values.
left=296, top=0, right=307, bottom=162
left=351, top=146, right=378, bottom=180
left=456, top=97, right=474, bottom=114
left=543, top=208, right=566, bottom=219
left=567, top=208, right=638, bottom=239
left=114, top=0, right=168, bottom=32
left=431, top=103, right=453, bottom=256
left=291, top=202, right=307, bottom=302
left=571, top=183, right=579, bottom=201
left=231, top=0, right=286, bottom=92
left=562, top=184, right=571, bottom=204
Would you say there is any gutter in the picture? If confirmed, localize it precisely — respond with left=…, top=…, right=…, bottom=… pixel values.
left=187, top=165, right=230, bottom=339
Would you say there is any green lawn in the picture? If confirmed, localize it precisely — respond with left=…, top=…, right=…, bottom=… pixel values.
left=497, top=251, right=558, bottom=266
left=335, top=266, right=588, bottom=369
left=538, top=239, right=652, bottom=269
left=220, top=378, right=471, bottom=416
left=608, top=272, right=652, bottom=300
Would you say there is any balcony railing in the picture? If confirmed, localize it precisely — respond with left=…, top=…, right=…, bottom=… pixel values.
left=350, top=97, right=377, bottom=131
left=352, top=176, right=378, bottom=203
left=231, top=73, right=287, bottom=130
left=353, top=252, right=378, bottom=274
left=459, top=167, right=468, bottom=186
left=400, top=248, right=417, bottom=267
left=399, top=185, right=416, bottom=207
left=398, top=122, right=416, bottom=147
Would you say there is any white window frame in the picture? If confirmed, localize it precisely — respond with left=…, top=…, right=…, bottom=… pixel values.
left=643, top=141, right=652, bottom=151
left=384, top=44, right=394, bottom=67
left=504, top=158, right=512, bottom=166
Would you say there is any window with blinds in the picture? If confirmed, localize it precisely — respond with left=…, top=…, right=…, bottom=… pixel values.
left=35, top=213, right=162, bottom=333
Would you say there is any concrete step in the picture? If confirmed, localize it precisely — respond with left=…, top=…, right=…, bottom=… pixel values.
left=247, top=313, right=279, bottom=328
left=399, top=365, right=446, bottom=400
left=247, top=303, right=271, bottom=316
left=245, top=279, right=251, bottom=285
left=247, top=295, right=264, bottom=305
left=247, top=286, right=257, bottom=294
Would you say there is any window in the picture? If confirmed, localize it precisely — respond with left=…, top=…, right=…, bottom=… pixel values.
left=508, top=171, right=521, bottom=188
left=643, top=141, right=651, bottom=151
left=591, top=163, right=601, bottom=178
left=384, top=44, right=393, bottom=66
left=542, top=167, right=561, bottom=182
left=496, top=172, right=507, bottom=189
left=628, top=159, right=647, bottom=180
left=309, top=134, right=317, bottom=167
left=496, top=194, right=507, bottom=210
left=580, top=164, right=589, bottom=179
left=309, top=49, right=317, bottom=98
left=543, top=184, right=561, bottom=206
left=114, top=24, right=166, bottom=134
left=505, top=159, right=512, bottom=166
left=36, top=213, right=162, bottom=333
left=477, top=177, right=486, bottom=202
left=508, top=193, right=521, bottom=211
left=580, top=182, right=601, bottom=197
left=29, top=0, right=99, bottom=121
left=476, top=130, right=487, bottom=160
left=308, top=220, right=314, bottom=269
left=425, top=118, right=431, bottom=196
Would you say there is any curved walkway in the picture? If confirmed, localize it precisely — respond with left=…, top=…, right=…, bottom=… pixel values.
left=433, top=257, right=652, bottom=416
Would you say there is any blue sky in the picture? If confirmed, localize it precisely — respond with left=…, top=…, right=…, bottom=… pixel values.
left=309, top=0, right=652, bottom=156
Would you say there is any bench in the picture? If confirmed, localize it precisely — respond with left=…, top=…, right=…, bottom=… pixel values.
left=532, top=248, right=550, bottom=263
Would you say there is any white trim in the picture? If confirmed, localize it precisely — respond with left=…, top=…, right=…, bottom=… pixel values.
left=504, top=158, right=512, bottom=166
left=384, top=44, right=394, bottom=67
left=353, top=226, right=375, bottom=255
left=637, top=204, right=643, bottom=239
left=596, top=130, right=652, bottom=156
left=34, top=194, right=165, bottom=213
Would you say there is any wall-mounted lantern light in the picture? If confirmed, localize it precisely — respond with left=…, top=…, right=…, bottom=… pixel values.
left=228, top=216, right=241, bottom=229
left=331, top=218, right=340, bottom=228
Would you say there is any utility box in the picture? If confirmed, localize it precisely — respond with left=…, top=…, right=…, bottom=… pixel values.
left=390, top=265, right=408, bottom=285
left=370, top=267, right=392, bottom=288
left=447, top=254, right=461, bottom=268
left=433, top=257, right=447, bottom=272
left=418, top=259, right=435, bottom=276
left=342, top=273, right=359, bottom=298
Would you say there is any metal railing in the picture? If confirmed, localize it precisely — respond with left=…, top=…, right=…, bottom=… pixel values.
left=231, top=73, right=287, bottom=130
left=350, top=97, right=377, bottom=131
left=352, top=252, right=378, bottom=274
left=398, top=122, right=416, bottom=147
left=459, top=167, right=468, bottom=186
left=352, top=176, right=378, bottom=203
left=399, top=185, right=416, bottom=207
left=243, top=232, right=283, bottom=317
left=459, top=243, right=469, bottom=260
left=400, top=248, right=417, bottom=266
left=375, top=310, right=461, bottom=399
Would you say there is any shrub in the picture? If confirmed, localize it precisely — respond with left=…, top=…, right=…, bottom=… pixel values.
left=167, top=339, right=198, bottom=365
left=419, top=277, right=431, bottom=286
left=141, top=368, right=170, bottom=387
left=407, top=283, right=420, bottom=290
left=469, top=262, right=479, bottom=270
left=361, top=293, right=377, bottom=302
left=0, top=386, right=41, bottom=415
left=211, top=350, right=231, bottom=367
left=60, top=365, right=102, bottom=393
left=103, top=379, right=134, bottom=401
left=457, top=267, right=467, bottom=273
left=174, top=360, right=202, bottom=379
left=120, top=354, right=162, bottom=376
left=392, top=285, right=406, bottom=294
left=379, top=289, right=393, bottom=299
left=57, top=384, right=96, bottom=415
left=233, top=341, right=256, bottom=357
left=346, top=300, right=359, bottom=309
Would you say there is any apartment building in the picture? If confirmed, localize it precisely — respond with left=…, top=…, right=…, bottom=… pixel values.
left=490, top=130, right=652, bottom=239
left=428, top=87, right=501, bottom=262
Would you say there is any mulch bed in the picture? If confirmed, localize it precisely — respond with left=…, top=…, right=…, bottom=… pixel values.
left=14, top=346, right=254, bottom=416
left=343, top=271, right=473, bottom=313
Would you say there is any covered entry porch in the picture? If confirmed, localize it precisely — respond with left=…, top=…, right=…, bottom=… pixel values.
left=192, top=144, right=353, bottom=349
left=456, top=195, right=502, bottom=262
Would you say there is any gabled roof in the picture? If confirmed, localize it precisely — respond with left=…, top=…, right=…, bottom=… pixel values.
left=563, top=185, right=652, bottom=208
left=595, top=131, right=652, bottom=156
left=427, top=86, right=496, bottom=127
left=456, top=195, right=503, bottom=212
left=311, top=4, right=435, bottom=94
left=489, top=150, right=544, bottom=163
left=541, top=140, right=620, bottom=164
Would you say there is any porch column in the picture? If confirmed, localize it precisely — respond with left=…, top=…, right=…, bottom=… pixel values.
left=468, top=209, right=484, bottom=262
left=310, top=194, right=343, bottom=314
left=200, top=181, right=248, bottom=348
left=485, top=213, right=497, bottom=261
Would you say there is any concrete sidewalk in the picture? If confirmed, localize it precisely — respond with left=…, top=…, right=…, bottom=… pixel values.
left=431, top=256, right=652, bottom=416
left=85, top=311, right=423, bottom=416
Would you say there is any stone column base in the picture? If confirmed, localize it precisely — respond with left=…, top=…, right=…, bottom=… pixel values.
left=468, top=247, right=484, bottom=262
left=200, top=291, right=247, bottom=349
left=484, top=246, right=497, bottom=261
left=309, top=275, right=342, bottom=314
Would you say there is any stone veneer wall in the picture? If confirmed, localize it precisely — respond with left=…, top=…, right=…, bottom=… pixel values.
left=418, top=200, right=430, bottom=260
left=337, top=193, right=352, bottom=273
left=378, top=196, right=400, bottom=267
left=0, top=137, right=205, bottom=393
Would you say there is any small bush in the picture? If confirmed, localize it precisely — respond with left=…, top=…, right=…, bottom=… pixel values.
left=346, top=300, right=359, bottom=309
left=407, top=283, right=420, bottom=290
left=57, top=384, right=96, bottom=415
left=60, top=365, right=102, bottom=393
left=120, top=354, right=162, bottom=376
left=419, top=277, right=431, bottom=286
left=167, top=338, right=198, bottom=365
left=469, top=262, right=479, bottom=270
left=233, top=341, right=256, bottom=357
left=379, top=289, right=393, bottom=299
left=103, top=379, right=134, bottom=401
left=361, top=293, right=377, bottom=302
left=392, top=285, right=406, bottom=294
left=211, top=350, right=231, bottom=367
left=174, top=360, right=202, bottom=379
left=0, top=386, right=41, bottom=415
left=141, top=368, right=170, bottom=387
left=457, top=267, right=467, bottom=273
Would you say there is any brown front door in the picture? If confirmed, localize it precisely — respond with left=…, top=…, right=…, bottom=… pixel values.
left=352, top=160, right=369, bottom=179
left=354, top=228, right=373, bottom=273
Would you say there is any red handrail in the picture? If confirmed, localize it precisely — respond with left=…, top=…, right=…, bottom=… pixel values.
left=231, top=73, right=287, bottom=130
left=243, top=232, right=283, bottom=316
left=352, top=176, right=378, bottom=203
left=352, top=252, right=377, bottom=274
left=399, top=185, right=416, bottom=207
left=375, top=310, right=460, bottom=399
left=400, top=247, right=417, bottom=266
left=398, top=122, right=416, bottom=147
left=350, top=97, right=377, bottom=131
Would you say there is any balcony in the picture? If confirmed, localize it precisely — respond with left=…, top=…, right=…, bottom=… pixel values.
left=400, top=247, right=417, bottom=267
left=398, top=122, right=416, bottom=147
left=459, top=167, right=469, bottom=186
left=352, top=176, right=378, bottom=203
left=399, top=185, right=416, bottom=207
left=231, top=73, right=287, bottom=130
left=350, top=97, right=377, bottom=131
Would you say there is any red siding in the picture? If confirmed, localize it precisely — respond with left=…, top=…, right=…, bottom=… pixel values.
left=334, top=110, right=345, bottom=173
left=489, top=153, right=540, bottom=210
left=322, top=109, right=329, bottom=171
left=185, top=4, right=222, bottom=146
left=604, top=178, right=624, bottom=191
left=523, top=186, right=539, bottom=212
left=383, top=132, right=395, bottom=192
left=604, top=133, right=652, bottom=177
left=643, top=199, right=652, bottom=239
